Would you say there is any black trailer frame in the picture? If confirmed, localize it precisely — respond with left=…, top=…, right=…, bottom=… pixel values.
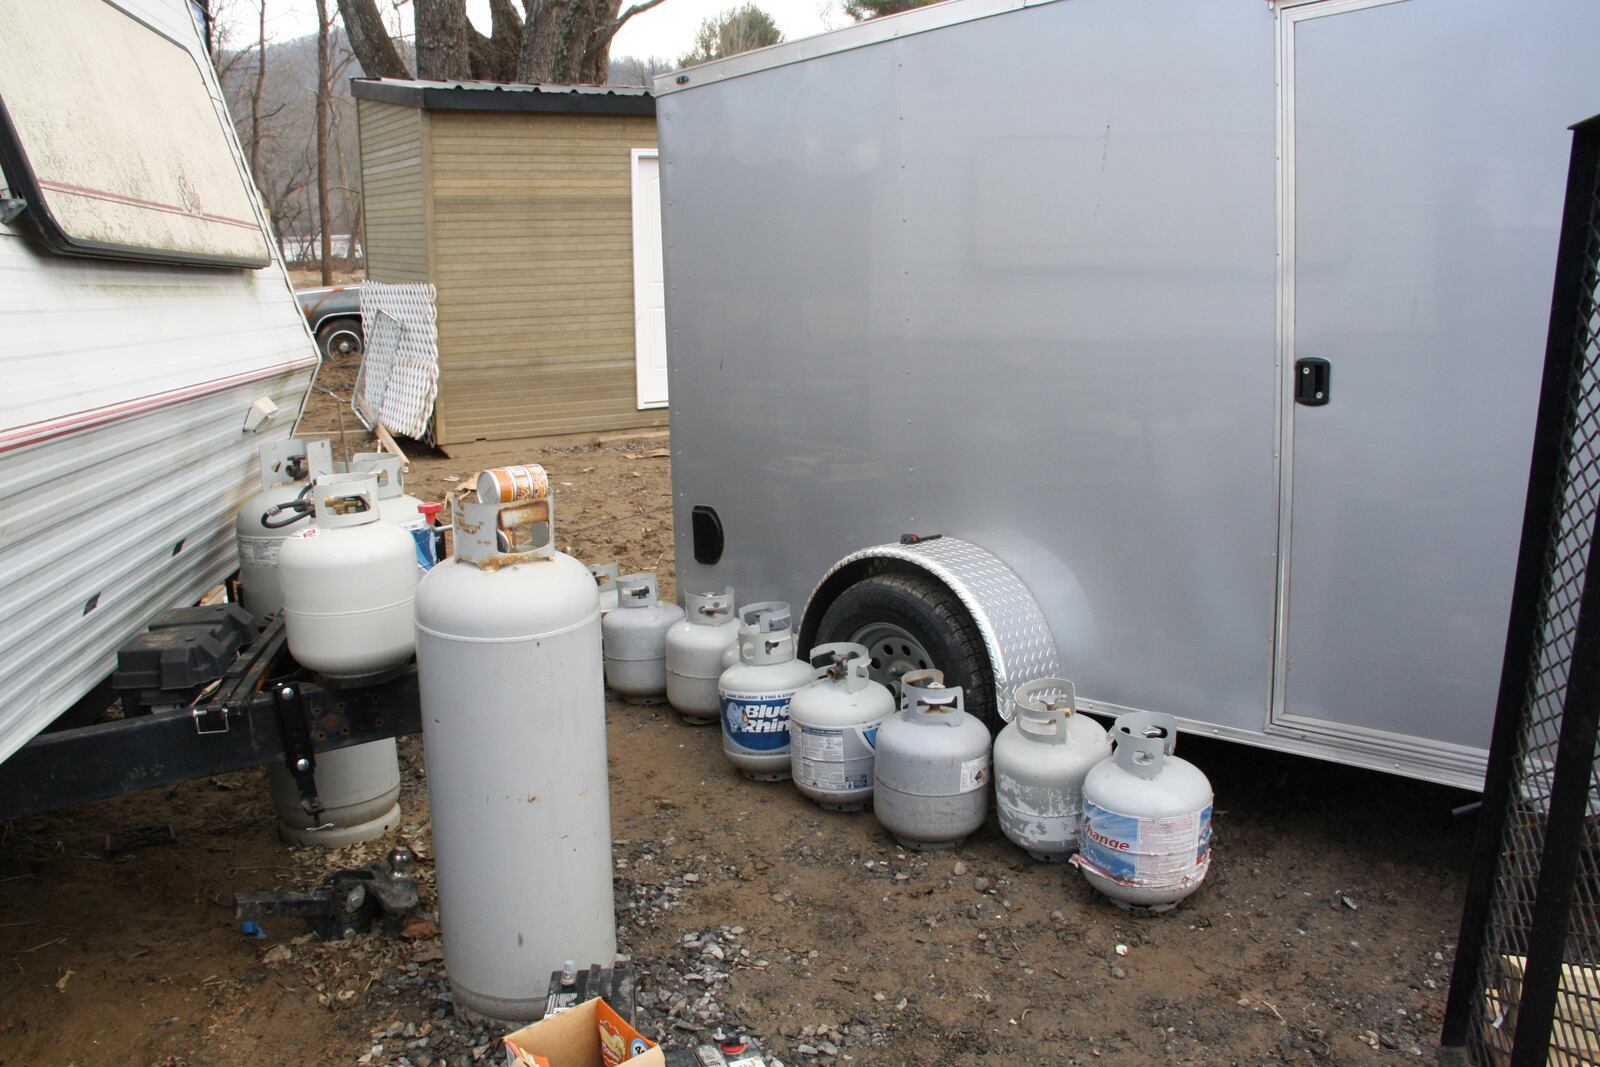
left=0, top=616, right=420, bottom=823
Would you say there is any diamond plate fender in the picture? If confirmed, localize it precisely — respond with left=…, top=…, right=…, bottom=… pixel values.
left=800, top=538, right=1060, bottom=722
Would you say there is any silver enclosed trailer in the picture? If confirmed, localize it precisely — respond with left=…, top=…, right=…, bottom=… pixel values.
left=654, top=0, right=1600, bottom=790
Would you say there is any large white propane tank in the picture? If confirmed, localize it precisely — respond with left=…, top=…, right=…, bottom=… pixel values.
left=414, top=470, right=614, bottom=1023
left=788, top=643, right=896, bottom=812
left=872, top=670, right=991, bottom=850
left=993, top=678, right=1111, bottom=861
left=589, top=562, right=621, bottom=613
left=278, top=472, right=418, bottom=684
left=1073, top=711, right=1213, bottom=911
left=601, top=573, right=684, bottom=703
left=665, top=588, right=738, bottom=724
left=235, top=438, right=333, bottom=619
left=349, top=452, right=436, bottom=568
left=718, top=603, right=814, bottom=781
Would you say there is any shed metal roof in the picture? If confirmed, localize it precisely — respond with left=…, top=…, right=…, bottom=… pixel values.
left=351, top=78, right=654, bottom=117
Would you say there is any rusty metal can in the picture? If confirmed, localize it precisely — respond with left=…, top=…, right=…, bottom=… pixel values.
left=476, top=464, right=549, bottom=505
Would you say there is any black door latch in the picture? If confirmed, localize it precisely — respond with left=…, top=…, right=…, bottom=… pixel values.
left=1295, top=357, right=1331, bottom=406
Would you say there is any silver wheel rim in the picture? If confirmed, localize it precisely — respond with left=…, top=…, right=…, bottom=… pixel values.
left=326, top=329, right=362, bottom=358
left=849, top=621, right=935, bottom=696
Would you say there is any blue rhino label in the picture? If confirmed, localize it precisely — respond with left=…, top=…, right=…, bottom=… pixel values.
left=720, top=689, right=798, bottom=753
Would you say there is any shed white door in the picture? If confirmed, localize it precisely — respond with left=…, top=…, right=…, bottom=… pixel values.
left=631, top=150, right=667, bottom=409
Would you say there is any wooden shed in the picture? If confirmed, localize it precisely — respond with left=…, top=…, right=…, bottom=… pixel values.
left=351, top=78, right=666, bottom=450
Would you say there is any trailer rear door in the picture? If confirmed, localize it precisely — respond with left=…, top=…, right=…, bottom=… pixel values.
left=1275, top=0, right=1600, bottom=764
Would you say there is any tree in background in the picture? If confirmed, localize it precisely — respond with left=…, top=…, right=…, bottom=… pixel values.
left=336, top=0, right=666, bottom=85
left=843, top=0, right=939, bottom=20
left=679, top=4, right=781, bottom=66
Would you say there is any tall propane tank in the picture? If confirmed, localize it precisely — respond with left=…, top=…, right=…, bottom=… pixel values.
left=788, top=643, right=895, bottom=812
left=589, top=563, right=621, bottom=613
left=601, top=574, right=684, bottom=703
left=1073, top=711, right=1213, bottom=911
left=718, top=603, right=813, bottom=781
left=415, top=469, right=614, bottom=1023
left=235, top=438, right=333, bottom=619
left=872, top=670, right=991, bottom=850
left=664, top=588, right=738, bottom=724
left=993, top=678, right=1111, bottom=861
left=271, top=471, right=411, bottom=845
left=349, top=452, right=436, bottom=568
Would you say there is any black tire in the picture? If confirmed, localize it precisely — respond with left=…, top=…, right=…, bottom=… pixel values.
left=315, top=318, right=363, bottom=360
left=815, top=572, right=998, bottom=730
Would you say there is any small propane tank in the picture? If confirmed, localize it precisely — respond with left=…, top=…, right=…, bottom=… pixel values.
left=266, top=740, right=402, bottom=847
left=278, top=472, right=418, bottom=684
left=235, top=438, right=334, bottom=619
left=350, top=452, right=437, bottom=569
left=1072, top=711, right=1213, bottom=912
left=664, top=588, right=738, bottom=724
left=788, top=643, right=895, bottom=812
left=993, top=678, right=1111, bottom=861
left=718, top=603, right=814, bottom=781
left=415, top=466, right=614, bottom=1023
left=601, top=574, right=685, bottom=704
left=872, top=670, right=991, bottom=850
left=589, top=562, right=621, bottom=612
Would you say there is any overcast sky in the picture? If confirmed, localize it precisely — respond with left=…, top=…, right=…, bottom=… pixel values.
left=222, top=0, right=843, bottom=66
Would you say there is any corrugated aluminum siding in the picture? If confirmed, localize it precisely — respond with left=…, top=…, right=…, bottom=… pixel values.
left=0, top=0, right=318, bottom=764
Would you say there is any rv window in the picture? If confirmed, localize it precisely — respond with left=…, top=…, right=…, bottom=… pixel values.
left=0, top=0, right=271, bottom=269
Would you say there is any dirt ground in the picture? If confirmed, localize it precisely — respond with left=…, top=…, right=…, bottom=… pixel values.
left=0, top=348, right=1479, bottom=1066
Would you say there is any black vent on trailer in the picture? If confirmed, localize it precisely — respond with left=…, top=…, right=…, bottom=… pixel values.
left=1440, top=113, right=1600, bottom=1066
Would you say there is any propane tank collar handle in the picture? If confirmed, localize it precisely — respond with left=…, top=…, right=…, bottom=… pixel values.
left=450, top=485, right=558, bottom=567
left=1112, top=710, right=1177, bottom=780
left=1013, top=677, right=1077, bottom=743
left=617, top=572, right=658, bottom=607
left=687, top=588, right=734, bottom=621
left=808, top=641, right=872, bottom=691
left=900, top=669, right=965, bottom=725
left=310, top=472, right=383, bottom=529
left=739, top=601, right=791, bottom=633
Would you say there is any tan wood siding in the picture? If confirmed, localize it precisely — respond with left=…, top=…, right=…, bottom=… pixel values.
left=356, top=100, right=428, bottom=283
left=425, top=112, right=663, bottom=445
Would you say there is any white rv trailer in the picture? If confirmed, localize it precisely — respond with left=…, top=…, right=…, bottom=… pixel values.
left=0, top=0, right=318, bottom=765
left=654, top=0, right=1600, bottom=789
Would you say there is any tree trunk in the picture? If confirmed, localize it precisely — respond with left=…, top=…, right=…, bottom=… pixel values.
left=316, top=0, right=333, bottom=284
left=416, top=0, right=472, bottom=81
left=249, top=0, right=266, bottom=182
left=487, top=0, right=524, bottom=80
left=335, top=0, right=410, bottom=79
left=515, top=0, right=565, bottom=82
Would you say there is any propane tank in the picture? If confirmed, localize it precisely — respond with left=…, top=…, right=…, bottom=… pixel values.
left=589, top=563, right=621, bottom=613
left=872, top=670, right=991, bottom=850
left=266, top=741, right=402, bottom=847
left=1072, top=711, right=1213, bottom=911
left=235, top=438, right=333, bottom=619
left=665, top=588, right=738, bottom=724
left=415, top=468, right=614, bottom=1023
left=349, top=452, right=437, bottom=569
left=787, top=643, right=895, bottom=812
left=601, top=574, right=684, bottom=703
left=993, top=678, right=1110, bottom=861
left=718, top=603, right=814, bottom=781
left=278, top=472, right=418, bottom=684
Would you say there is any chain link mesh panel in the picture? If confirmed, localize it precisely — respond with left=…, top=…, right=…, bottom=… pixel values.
left=1446, top=117, right=1600, bottom=1067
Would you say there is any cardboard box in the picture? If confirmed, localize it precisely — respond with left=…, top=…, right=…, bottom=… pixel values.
left=503, top=997, right=664, bottom=1067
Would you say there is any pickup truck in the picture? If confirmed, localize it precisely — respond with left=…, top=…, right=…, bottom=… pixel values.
left=295, top=284, right=362, bottom=359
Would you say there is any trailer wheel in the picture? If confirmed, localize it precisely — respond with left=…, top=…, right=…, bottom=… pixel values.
left=814, top=572, right=997, bottom=730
